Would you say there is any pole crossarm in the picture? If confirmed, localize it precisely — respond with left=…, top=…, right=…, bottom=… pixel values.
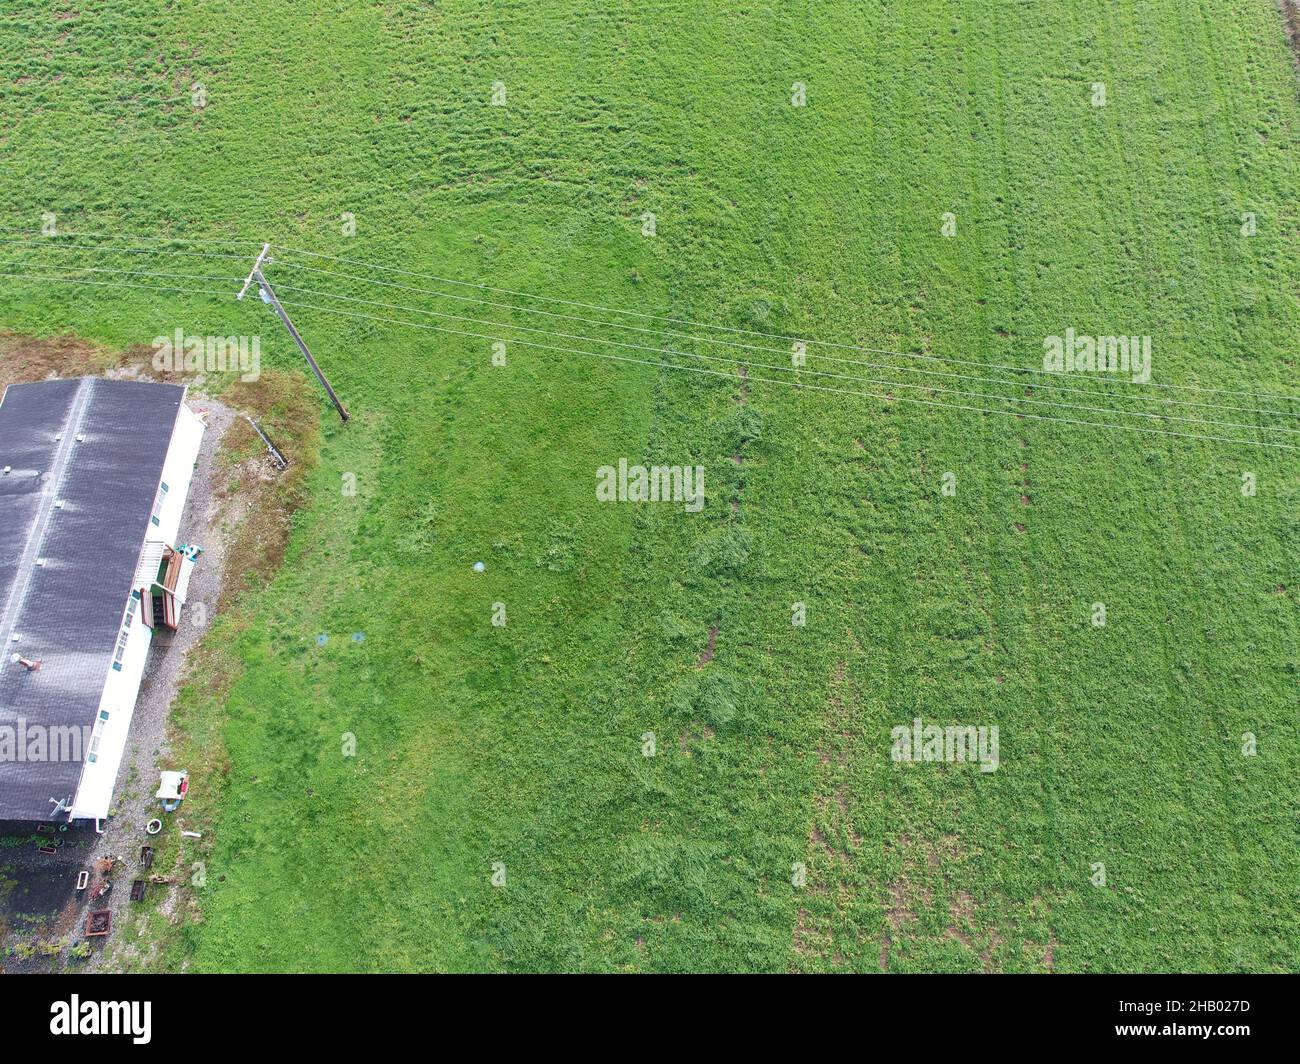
left=236, top=243, right=271, bottom=301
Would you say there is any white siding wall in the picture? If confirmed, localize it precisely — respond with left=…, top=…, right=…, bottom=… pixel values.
left=70, top=401, right=206, bottom=820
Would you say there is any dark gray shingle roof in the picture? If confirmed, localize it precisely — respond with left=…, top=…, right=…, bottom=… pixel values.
left=0, top=377, right=185, bottom=821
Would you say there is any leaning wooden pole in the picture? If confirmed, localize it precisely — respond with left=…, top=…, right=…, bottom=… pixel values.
left=237, top=243, right=350, bottom=423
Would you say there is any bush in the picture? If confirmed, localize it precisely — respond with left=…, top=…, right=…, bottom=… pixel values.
left=688, top=526, right=752, bottom=577
left=662, top=670, right=739, bottom=731
left=694, top=671, right=739, bottom=730
left=535, top=522, right=577, bottom=573
left=720, top=405, right=764, bottom=449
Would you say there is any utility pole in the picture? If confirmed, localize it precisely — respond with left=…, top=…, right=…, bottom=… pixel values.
left=238, top=243, right=350, bottom=423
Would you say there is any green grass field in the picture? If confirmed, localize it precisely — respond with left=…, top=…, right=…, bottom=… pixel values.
left=1, top=0, right=1297, bottom=972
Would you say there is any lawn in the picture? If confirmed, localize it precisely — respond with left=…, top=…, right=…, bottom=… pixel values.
left=0, top=0, right=1297, bottom=972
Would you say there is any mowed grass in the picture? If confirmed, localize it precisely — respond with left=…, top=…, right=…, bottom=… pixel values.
left=0, top=0, right=1297, bottom=972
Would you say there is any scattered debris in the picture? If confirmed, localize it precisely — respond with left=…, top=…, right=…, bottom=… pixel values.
left=156, top=769, right=189, bottom=812
left=130, top=880, right=146, bottom=902
left=243, top=414, right=289, bottom=469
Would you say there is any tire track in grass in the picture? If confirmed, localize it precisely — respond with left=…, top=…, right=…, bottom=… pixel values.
left=911, top=0, right=1072, bottom=972
left=1046, top=0, right=1168, bottom=971
left=1027, top=0, right=1206, bottom=970
left=947, top=0, right=1056, bottom=972
left=1016, top=0, right=1300, bottom=970
left=791, top=429, right=906, bottom=971
left=859, top=0, right=973, bottom=973
left=792, top=0, right=1054, bottom=972
left=1112, top=0, right=1249, bottom=970
left=872, top=0, right=986, bottom=973
left=984, top=7, right=1078, bottom=963
left=1098, top=0, right=1259, bottom=970
left=1161, top=0, right=1299, bottom=968
left=780, top=0, right=920, bottom=972
left=1013, top=0, right=1181, bottom=970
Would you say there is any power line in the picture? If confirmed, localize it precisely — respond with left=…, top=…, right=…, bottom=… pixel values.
left=265, top=293, right=1299, bottom=451
left=3, top=266, right=1292, bottom=444
left=268, top=258, right=1298, bottom=420
left=6, top=229, right=1293, bottom=406
left=259, top=278, right=1299, bottom=436
left=7, top=244, right=1291, bottom=420
left=269, top=243, right=1300, bottom=403
left=3, top=264, right=1294, bottom=450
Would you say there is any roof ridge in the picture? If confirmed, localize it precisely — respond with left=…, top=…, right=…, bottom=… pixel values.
left=0, top=377, right=94, bottom=658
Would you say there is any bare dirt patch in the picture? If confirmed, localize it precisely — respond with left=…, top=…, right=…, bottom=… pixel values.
left=695, top=624, right=719, bottom=666
left=879, top=829, right=1059, bottom=972
left=792, top=655, right=865, bottom=968
left=1278, top=2, right=1300, bottom=71
left=210, top=375, right=320, bottom=607
left=677, top=724, right=715, bottom=754
left=0, top=330, right=125, bottom=390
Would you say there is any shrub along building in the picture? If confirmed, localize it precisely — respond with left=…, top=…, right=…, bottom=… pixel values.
left=0, top=377, right=205, bottom=823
